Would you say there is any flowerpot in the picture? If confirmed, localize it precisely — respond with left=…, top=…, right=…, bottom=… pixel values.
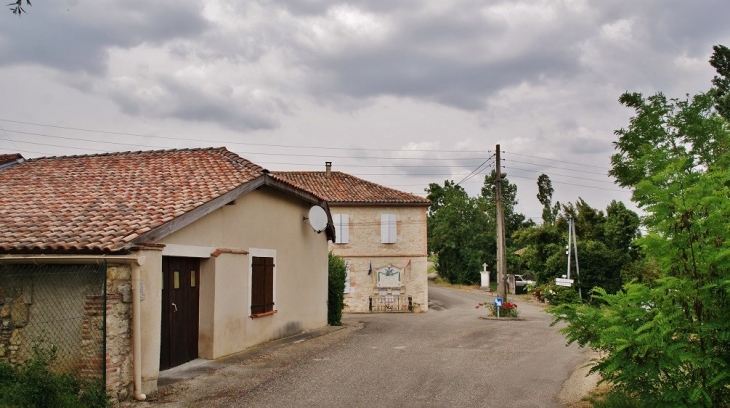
left=412, top=305, right=421, bottom=313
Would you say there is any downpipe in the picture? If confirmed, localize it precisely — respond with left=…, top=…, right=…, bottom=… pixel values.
left=131, top=257, right=147, bottom=401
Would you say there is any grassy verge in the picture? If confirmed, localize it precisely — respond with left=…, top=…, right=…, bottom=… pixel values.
left=568, top=385, right=649, bottom=408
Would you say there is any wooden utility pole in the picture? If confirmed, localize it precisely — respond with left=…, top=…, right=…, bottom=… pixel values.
left=567, top=215, right=582, bottom=300
left=495, top=144, right=508, bottom=300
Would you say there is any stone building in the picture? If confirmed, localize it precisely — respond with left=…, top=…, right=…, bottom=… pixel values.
left=273, top=163, right=431, bottom=313
left=0, top=147, right=334, bottom=402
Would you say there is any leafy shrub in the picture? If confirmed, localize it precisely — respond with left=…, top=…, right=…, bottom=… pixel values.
left=327, top=251, right=347, bottom=326
left=550, top=49, right=730, bottom=407
left=476, top=300, right=520, bottom=318
left=0, top=345, right=111, bottom=408
left=542, top=284, right=581, bottom=305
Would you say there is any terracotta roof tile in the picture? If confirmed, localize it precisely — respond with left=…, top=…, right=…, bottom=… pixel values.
left=0, top=147, right=264, bottom=254
left=271, top=171, right=430, bottom=205
left=0, top=153, right=23, bottom=167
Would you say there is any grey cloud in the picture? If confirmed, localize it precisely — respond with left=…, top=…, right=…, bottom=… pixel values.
left=565, top=137, right=613, bottom=156
left=311, top=46, right=579, bottom=111
left=6, top=0, right=730, bottom=133
left=108, top=74, right=281, bottom=131
left=270, top=0, right=420, bottom=16
left=169, top=34, right=270, bottom=64
left=0, top=0, right=209, bottom=74
left=288, top=0, right=730, bottom=111
left=597, top=0, right=730, bottom=54
left=286, top=2, right=593, bottom=110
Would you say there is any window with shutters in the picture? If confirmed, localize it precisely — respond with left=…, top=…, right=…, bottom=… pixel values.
left=381, top=213, right=397, bottom=244
left=332, top=214, right=349, bottom=244
left=250, top=253, right=276, bottom=317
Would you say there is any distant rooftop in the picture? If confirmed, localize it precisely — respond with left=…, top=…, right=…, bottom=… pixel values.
left=272, top=165, right=430, bottom=206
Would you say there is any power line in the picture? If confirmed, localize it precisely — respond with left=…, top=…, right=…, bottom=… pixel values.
left=255, top=161, right=486, bottom=169
left=456, top=154, right=495, bottom=186
left=0, top=137, right=625, bottom=188
left=0, top=135, right=489, bottom=163
left=0, top=119, right=493, bottom=154
left=0, top=130, right=494, bottom=162
left=505, top=166, right=617, bottom=185
left=503, top=151, right=610, bottom=170
left=504, top=158, right=609, bottom=176
left=506, top=174, right=629, bottom=192
left=0, top=123, right=21, bottom=153
left=0, top=123, right=620, bottom=192
left=0, top=123, right=629, bottom=194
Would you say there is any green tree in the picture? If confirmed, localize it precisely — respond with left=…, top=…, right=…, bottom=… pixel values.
left=427, top=181, right=491, bottom=284
left=481, top=170, right=531, bottom=246
left=515, top=197, right=639, bottom=293
left=710, top=44, right=730, bottom=120
left=603, top=200, right=641, bottom=254
left=513, top=222, right=562, bottom=284
left=327, top=252, right=347, bottom=326
left=551, top=79, right=730, bottom=406
left=536, top=174, right=558, bottom=224
left=427, top=173, right=532, bottom=284
left=559, top=198, right=606, bottom=242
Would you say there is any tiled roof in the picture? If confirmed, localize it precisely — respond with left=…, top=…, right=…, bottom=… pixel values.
left=0, top=153, right=23, bottom=167
left=271, top=171, right=430, bottom=205
left=0, top=147, right=265, bottom=254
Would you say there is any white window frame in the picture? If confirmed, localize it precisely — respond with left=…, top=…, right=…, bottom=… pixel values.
left=332, top=214, right=349, bottom=244
left=381, top=213, right=397, bottom=244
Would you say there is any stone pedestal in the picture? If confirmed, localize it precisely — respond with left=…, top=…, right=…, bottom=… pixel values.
left=480, top=264, right=490, bottom=290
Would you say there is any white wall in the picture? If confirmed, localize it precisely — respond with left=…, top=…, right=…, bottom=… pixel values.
left=141, top=186, right=329, bottom=388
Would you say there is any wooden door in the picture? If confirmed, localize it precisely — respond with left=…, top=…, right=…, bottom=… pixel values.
left=160, top=257, right=200, bottom=370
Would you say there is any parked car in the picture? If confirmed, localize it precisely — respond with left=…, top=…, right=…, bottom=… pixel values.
left=514, top=274, right=536, bottom=286
left=514, top=275, right=536, bottom=294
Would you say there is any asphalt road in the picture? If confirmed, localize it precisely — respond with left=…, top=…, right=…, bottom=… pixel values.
left=145, top=283, right=590, bottom=408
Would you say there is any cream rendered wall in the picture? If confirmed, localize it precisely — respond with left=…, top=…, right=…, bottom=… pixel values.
left=134, top=248, right=163, bottom=396
left=197, top=256, right=217, bottom=359
left=158, top=187, right=328, bottom=359
left=329, top=205, right=428, bottom=313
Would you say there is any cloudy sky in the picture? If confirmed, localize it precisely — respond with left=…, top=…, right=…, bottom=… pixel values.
left=1, top=0, right=729, bottom=222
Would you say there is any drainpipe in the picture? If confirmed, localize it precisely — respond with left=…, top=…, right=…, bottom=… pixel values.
left=131, top=257, right=147, bottom=401
left=0, top=255, right=148, bottom=401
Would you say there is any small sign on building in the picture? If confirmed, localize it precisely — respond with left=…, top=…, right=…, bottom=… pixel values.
left=377, top=267, right=402, bottom=288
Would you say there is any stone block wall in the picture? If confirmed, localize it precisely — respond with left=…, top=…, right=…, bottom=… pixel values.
left=0, top=275, right=32, bottom=364
left=342, top=257, right=428, bottom=313
left=105, top=264, right=133, bottom=402
left=0, top=263, right=134, bottom=404
left=329, top=205, right=429, bottom=313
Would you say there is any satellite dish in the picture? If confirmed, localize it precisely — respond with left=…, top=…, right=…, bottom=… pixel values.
left=307, top=205, right=328, bottom=233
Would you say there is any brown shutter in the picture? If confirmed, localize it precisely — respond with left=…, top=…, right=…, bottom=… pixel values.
left=251, top=256, right=275, bottom=314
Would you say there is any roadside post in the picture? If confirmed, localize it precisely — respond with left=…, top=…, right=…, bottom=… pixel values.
left=494, top=297, right=503, bottom=318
